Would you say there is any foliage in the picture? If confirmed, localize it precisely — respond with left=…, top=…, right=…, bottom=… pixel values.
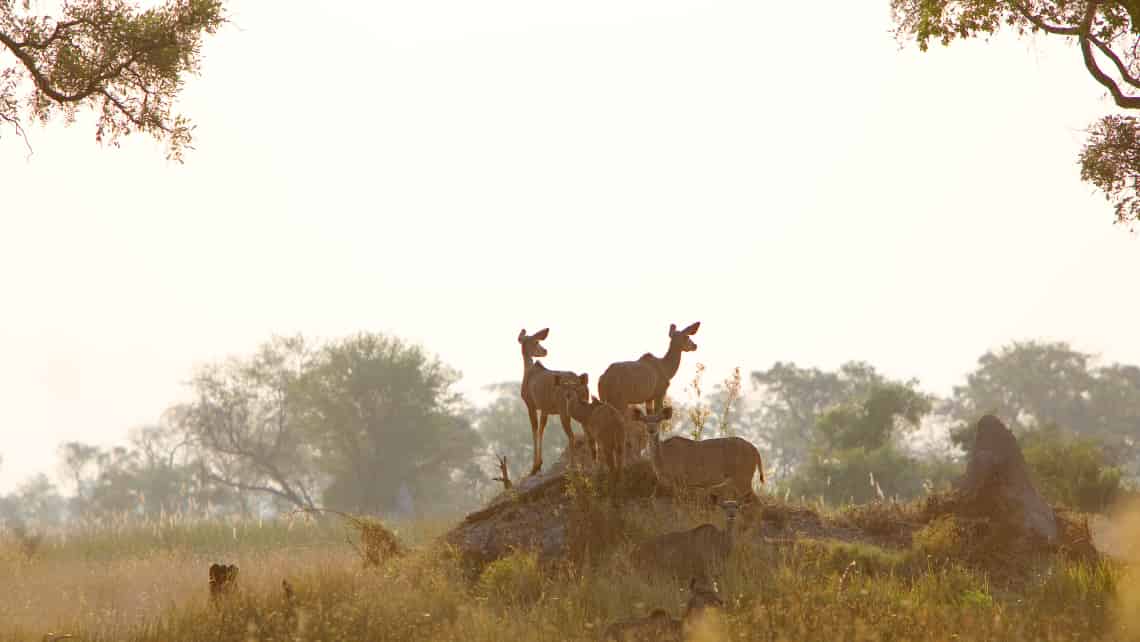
left=298, top=332, right=486, bottom=516
left=749, top=360, right=889, bottom=479
left=889, top=0, right=1140, bottom=225
left=0, top=0, right=226, bottom=160
left=0, top=472, right=65, bottom=530
left=945, top=340, right=1140, bottom=471
left=1022, top=423, right=1124, bottom=512
left=789, top=444, right=958, bottom=506
left=783, top=377, right=952, bottom=505
left=476, top=549, right=545, bottom=608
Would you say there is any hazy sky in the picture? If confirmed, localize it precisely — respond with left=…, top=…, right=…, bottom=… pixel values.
left=1, top=0, right=1137, bottom=492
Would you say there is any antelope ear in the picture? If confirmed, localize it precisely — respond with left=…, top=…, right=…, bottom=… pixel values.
left=662, top=406, right=674, bottom=419
left=578, top=373, right=588, bottom=385
left=518, top=329, right=527, bottom=343
left=682, top=321, right=700, bottom=335
left=668, top=323, right=677, bottom=337
left=534, top=328, right=549, bottom=340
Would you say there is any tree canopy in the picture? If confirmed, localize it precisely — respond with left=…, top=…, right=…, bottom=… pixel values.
left=890, top=0, right=1140, bottom=224
left=0, top=0, right=225, bottom=160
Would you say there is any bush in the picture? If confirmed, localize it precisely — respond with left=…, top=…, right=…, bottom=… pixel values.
left=1021, top=425, right=1124, bottom=513
left=786, top=445, right=959, bottom=506
left=476, top=549, right=544, bottom=608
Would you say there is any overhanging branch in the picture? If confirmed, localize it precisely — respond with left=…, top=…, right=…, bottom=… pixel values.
left=1080, top=1, right=1140, bottom=108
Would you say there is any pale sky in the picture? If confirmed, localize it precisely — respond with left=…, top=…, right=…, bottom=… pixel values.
left=1, top=0, right=1137, bottom=493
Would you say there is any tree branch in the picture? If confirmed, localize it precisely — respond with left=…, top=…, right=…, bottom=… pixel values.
left=1089, top=32, right=1140, bottom=88
left=1011, top=1, right=1081, bottom=35
left=1080, top=1, right=1140, bottom=107
left=202, top=470, right=312, bottom=509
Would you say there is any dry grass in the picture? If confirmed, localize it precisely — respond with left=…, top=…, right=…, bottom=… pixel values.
left=0, top=496, right=1137, bottom=642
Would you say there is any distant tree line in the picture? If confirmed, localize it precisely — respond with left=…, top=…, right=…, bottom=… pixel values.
left=1, top=336, right=1137, bottom=531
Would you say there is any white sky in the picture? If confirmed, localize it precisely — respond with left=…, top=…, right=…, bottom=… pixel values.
left=1, top=0, right=1138, bottom=492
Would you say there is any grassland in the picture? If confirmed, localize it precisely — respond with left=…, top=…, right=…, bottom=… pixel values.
left=2, top=494, right=1138, bottom=642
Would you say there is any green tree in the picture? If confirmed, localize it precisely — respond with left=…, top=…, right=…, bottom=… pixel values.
left=0, top=0, right=226, bottom=160
left=946, top=340, right=1140, bottom=470
left=1021, top=423, right=1124, bottom=512
left=890, top=0, right=1140, bottom=224
left=788, top=381, right=946, bottom=505
left=749, top=361, right=886, bottom=478
left=299, top=332, right=485, bottom=516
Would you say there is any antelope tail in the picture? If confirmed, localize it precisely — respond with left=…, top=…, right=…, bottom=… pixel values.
left=756, top=448, right=765, bottom=484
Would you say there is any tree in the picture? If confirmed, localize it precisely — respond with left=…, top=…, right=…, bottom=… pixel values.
left=176, top=335, right=322, bottom=512
left=298, top=333, right=486, bottom=516
left=1021, top=422, right=1125, bottom=512
left=788, top=381, right=949, bottom=505
left=0, top=472, right=64, bottom=529
left=890, top=0, right=1140, bottom=224
left=945, top=340, right=1140, bottom=470
left=0, top=0, right=226, bottom=160
left=749, top=361, right=886, bottom=478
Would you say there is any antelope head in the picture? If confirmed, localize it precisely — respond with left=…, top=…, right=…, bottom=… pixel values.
left=668, top=322, right=700, bottom=352
left=518, top=328, right=549, bottom=359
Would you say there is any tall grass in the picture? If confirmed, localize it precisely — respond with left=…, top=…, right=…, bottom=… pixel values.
left=1, top=498, right=1136, bottom=641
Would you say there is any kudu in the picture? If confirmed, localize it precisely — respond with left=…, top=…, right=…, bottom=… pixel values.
left=518, top=328, right=590, bottom=476
left=557, top=382, right=628, bottom=483
left=598, top=322, right=700, bottom=418
left=631, top=500, right=741, bottom=581
left=639, top=407, right=765, bottom=502
left=600, top=576, right=725, bottom=641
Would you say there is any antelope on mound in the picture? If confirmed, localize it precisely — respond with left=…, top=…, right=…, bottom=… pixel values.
left=518, top=328, right=590, bottom=476
left=557, top=382, right=629, bottom=483
left=631, top=500, right=740, bottom=580
left=598, top=322, right=699, bottom=417
left=638, top=406, right=765, bottom=502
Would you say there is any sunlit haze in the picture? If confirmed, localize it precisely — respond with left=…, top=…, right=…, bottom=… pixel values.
left=1, top=0, right=1137, bottom=492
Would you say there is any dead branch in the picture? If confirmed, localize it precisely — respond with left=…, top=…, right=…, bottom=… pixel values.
left=492, top=453, right=513, bottom=490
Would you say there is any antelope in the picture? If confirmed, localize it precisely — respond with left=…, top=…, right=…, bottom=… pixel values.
left=208, top=563, right=239, bottom=603
left=518, top=328, right=590, bottom=476
left=557, top=381, right=628, bottom=483
left=600, top=577, right=724, bottom=641
left=638, top=407, right=765, bottom=502
left=683, top=576, right=726, bottom=638
left=598, top=322, right=700, bottom=418
left=631, top=500, right=740, bottom=580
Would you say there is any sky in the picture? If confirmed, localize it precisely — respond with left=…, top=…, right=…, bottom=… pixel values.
left=1, top=0, right=1138, bottom=493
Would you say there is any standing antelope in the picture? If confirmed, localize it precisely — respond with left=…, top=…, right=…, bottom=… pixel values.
left=557, top=382, right=629, bottom=485
left=518, top=328, right=590, bottom=476
left=598, top=322, right=700, bottom=418
left=638, top=406, right=765, bottom=502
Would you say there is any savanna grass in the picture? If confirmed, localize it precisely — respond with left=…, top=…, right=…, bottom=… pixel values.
left=1, top=498, right=1137, bottom=642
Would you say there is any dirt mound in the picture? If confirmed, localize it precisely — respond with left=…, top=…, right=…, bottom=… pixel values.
left=444, top=448, right=668, bottom=570
left=951, top=414, right=1059, bottom=546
